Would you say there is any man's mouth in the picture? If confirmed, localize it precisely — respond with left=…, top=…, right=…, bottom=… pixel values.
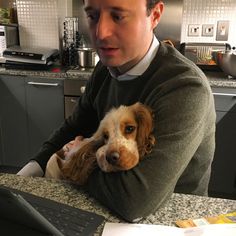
left=98, top=47, right=119, bottom=56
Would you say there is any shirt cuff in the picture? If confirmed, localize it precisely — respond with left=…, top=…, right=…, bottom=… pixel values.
left=17, top=161, right=44, bottom=177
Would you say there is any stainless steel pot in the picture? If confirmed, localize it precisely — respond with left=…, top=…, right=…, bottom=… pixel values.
left=77, top=48, right=99, bottom=68
left=217, top=50, right=236, bottom=78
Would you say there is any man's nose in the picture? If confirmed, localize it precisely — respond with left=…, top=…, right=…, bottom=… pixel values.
left=96, top=14, right=113, bottom=40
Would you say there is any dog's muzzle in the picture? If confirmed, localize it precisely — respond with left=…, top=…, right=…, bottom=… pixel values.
left=106, top=151, right=120, bottom=165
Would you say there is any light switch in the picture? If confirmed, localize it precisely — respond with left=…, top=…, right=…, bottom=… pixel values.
left=216, top=20, right=230, bottom=41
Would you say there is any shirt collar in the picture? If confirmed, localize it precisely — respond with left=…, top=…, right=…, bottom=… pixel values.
left=108, top=35, right=160, bottom=81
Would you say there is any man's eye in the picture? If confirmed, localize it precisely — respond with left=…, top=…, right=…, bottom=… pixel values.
left=111, top=13, right=125, bottom=22
left=125, top=126, right=135, bottom=134
left=86, top=12, right=99, bottom=22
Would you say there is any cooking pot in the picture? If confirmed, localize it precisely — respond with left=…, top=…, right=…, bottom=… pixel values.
left=77, top=48, right=99, bottom=68
left=217, top=50, right=236, bottom=78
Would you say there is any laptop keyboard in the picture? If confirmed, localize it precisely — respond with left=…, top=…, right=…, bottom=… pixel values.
left=9, top=187, right=105, bottom=236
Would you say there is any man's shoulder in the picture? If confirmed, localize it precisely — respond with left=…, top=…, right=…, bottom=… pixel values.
left=149, top=42, right=209, bottom=87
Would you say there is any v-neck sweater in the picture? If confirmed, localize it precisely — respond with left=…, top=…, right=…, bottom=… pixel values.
left=33, top=41, right=216, bottom=222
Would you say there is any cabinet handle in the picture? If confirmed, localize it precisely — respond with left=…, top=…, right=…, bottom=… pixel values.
left=212, top=92, right=236, bottom=97
left=70, top=98, right=77, bottom=103
left=27, top=82, right=59, bottom=87
left=80, top=86, right=86, bottom=94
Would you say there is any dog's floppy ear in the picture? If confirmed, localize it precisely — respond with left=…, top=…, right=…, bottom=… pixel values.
left=131, top=102, right=156, bottom=158
left=60, top=138, right=104, bottom=185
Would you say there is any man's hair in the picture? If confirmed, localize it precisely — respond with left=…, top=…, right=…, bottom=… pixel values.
left=82, top=0, right=161, bottom=16
left=146, top=0, right=161, bottom=15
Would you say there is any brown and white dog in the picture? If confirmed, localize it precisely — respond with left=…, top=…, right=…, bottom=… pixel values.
left=45, top=102, right=155, bottom=185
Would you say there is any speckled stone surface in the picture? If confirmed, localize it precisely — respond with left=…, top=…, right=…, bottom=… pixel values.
left=205, top=71, right=236, bottom=88
left=0, top=67, right=92, bottom=80
left=0, top=173, right=235, bottom=235
left=1, top=67, right=236, bottom=87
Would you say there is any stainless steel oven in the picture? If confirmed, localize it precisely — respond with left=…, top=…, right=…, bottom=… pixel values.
left=64, top=78, right=87, bottom=118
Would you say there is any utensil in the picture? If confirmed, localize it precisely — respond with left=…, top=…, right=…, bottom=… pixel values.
left=77, top=48, right=99, bottom=68
left=217, top=49, right=236, bottom=78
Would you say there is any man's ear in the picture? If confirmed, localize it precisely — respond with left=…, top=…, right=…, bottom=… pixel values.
left=150, top=1, right=164, bottom=29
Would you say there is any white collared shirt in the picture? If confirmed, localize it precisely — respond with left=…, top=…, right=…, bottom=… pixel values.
left=109, top=35, right=160, bottom=81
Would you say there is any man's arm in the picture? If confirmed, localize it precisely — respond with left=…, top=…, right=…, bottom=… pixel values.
left=85, top=82, right=215, bottom=222
left=17, top=161, right=44, bottom=177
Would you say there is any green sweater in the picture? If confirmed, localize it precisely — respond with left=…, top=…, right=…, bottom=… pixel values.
left=34, top=42, right=216, bottom=222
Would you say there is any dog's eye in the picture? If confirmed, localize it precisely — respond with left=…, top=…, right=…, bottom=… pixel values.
left=125, top=125, right=135, bottom=134
left=103, top=132, right=109, bottom=140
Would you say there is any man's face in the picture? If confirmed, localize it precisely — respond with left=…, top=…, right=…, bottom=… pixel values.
left=84, top=0, right=163, bottom=72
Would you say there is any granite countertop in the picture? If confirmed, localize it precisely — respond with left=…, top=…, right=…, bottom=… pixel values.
left=1, top=66, right=236, bottom=88
left=0, top=173, right=235, bottom=235
left=0, top=66, right=93, bottom=80
left=204, top=71, right=236, bottom=88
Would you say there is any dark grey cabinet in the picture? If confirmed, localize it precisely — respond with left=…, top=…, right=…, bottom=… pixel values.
left=0, top=75, right=28, bottom=167
left=209, top=87, right=236, bottom=200
left=0, top=75, right=64, bottom=167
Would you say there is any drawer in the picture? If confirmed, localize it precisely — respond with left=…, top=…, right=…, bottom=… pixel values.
left=64, top=96, right=79, bottom=119
left=212, top=87, right=236, bottom=112
left=64, top=78, right=87, bottom=96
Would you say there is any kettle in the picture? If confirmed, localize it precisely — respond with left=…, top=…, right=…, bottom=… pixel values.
left=217, top=47, right=236, bottom=78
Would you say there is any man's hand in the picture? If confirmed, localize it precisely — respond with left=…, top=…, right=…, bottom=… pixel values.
left=63, top=136, right=85, bottom=157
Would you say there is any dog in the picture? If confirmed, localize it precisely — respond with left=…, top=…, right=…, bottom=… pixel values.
left=45, top=102, right=155, bottom=185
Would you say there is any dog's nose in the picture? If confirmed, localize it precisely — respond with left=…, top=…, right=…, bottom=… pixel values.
left=106, top=152, right=120, bottom=165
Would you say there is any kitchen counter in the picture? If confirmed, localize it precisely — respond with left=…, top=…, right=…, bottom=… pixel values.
left=0, top=66, right=92, bottom=80
left=1, top=66, right=236, bottom=87
left=204, top=71, right=236, bottom=88
left=0, top=173, right=235, bottom=235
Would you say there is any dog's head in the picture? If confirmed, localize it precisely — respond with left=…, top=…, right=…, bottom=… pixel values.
left=95, top=102, right=155, bottom=172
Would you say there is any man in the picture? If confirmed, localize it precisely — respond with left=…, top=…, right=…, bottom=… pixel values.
left=18, top=0, right=216, bottom=222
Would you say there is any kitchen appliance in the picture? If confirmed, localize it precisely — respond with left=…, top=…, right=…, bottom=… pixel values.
left=2, top=46, right=59, bottom=69
left=180, top=43, right=231, bottom=71
left=217, top=50, right=236, bottom=78
left=0, top=24, right=19, bottom=60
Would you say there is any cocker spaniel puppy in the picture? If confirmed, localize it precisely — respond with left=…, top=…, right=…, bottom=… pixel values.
left=45, top=102, right=155, bottom=185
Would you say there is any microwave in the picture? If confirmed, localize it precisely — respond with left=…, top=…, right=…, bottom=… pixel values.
left=0, top=24, right=19, bottom=59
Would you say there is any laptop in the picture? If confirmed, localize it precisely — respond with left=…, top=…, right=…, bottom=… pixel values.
left=0, top=185, right=104, bottom=236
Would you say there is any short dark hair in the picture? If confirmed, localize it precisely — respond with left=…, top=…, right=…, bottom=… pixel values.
left=146, top=0, right=161, bottom=15
left=82, top=0, right=161, bottom=15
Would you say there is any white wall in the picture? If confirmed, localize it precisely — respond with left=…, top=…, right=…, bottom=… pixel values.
left=181, top=0, right=236, bottom=47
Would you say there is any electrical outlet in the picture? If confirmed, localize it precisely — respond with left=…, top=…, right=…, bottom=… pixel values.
left=216, top=20, right=229, bottom=41
left=188, top=24, right=200, bottom=37
left=202, top=24, right=214, bottom=37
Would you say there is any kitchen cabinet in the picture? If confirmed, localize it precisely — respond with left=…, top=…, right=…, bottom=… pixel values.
left=64, top=77, right=87, bottom=118
left=0, top=75, right=28, bottom=167
left=0, top=75, right=64, bottom=167
left=208, top=87, right=236, bottom=200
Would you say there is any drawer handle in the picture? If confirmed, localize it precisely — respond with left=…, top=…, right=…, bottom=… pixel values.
left=70, top=98, right=77, bottom=103
left=27, top=82, right=59, bottom=87
left=212, top=92, right=236, bottom=97
left=80, top=86, right=86, bottom=94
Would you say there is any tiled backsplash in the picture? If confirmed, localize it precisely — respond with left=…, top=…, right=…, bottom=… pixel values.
left=14, top=0, right=236, bottom=50
left=16, top=0, right=60, bottom=49
left=181, top=0, right=236, bottom=47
